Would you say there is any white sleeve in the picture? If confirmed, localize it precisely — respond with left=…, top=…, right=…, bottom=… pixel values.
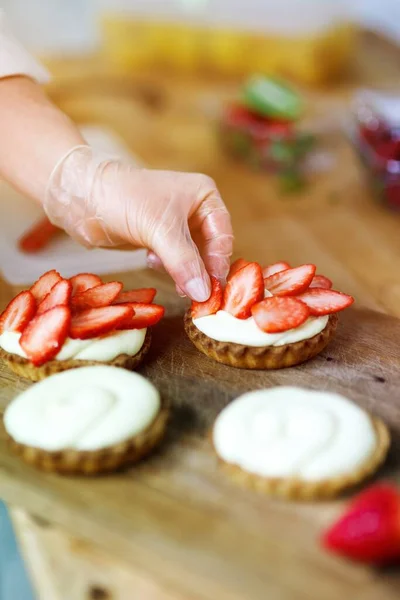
left=0, top=10, right=50, bottom=83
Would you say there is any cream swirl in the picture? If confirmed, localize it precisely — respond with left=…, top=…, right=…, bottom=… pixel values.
left=0, top=329, right=146, bottom=362
left=4, top=366, right=160, bottom=451
left=213, top=387, right=376, bottom=480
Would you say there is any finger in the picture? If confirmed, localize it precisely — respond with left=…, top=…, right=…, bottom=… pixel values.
left=147, top=251, right=186, bottom=297
left=151, top=223, right=211, bottom=302
left=190, top=189, right=233, bottom=282
left=146, top=251, right=165, bottom=272
left=176, top=284, right=186, bottom=298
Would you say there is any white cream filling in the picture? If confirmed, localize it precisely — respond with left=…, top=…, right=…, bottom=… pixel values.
left=213, top=387, right=376, bottom=481
left=4, top=366, right=160, bottom=451
left=0, top=329, right=146, bottom=362
left=193, top=310, right=328, bottom=347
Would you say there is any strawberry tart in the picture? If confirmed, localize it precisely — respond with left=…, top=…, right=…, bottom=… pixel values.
left=184, top=260, right=354, bottom=369
left=0, top=270, right=164, bottom=382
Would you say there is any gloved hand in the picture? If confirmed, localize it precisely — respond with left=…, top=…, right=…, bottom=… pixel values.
left=44, top=145, right=233, bottom=301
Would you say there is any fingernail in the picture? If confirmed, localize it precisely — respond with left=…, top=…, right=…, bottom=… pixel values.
left=176, top=285, right=186, bottom=298
left=147, top=255, right=157, bottom=269
left=185, top=277, right=210, bottom=302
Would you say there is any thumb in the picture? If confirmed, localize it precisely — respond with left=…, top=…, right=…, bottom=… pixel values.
left=152, top=224, right=211, bottom=302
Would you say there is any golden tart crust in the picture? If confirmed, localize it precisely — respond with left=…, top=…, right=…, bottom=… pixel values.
left=0, top=330, right=152, bottom=382
left=6, top=394, right=169, bottom=476
left=184, top=310, right=338, bottom=370
left=211, top=416, right=390, bottom=500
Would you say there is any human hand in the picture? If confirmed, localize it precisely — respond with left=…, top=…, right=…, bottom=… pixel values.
left=44, top=146, right=233, bottom=301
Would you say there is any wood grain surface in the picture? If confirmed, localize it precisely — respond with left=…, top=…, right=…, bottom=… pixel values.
left=1, top=30, right=400, bottom=600
left=1, top=270, right=400, bottom=600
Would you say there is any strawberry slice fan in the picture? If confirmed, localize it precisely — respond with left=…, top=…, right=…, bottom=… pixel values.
left=0, top=269, right=164, bottom=367
left=192, top=260, right=354, bottom=333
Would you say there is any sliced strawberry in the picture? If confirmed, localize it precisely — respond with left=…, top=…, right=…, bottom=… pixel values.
left=71, top=281, right=123, bottom=311
left=70, top=305, right=133, bottom=340
left=310, top=275, right=332, bottom=289
left=264, top=264, right=316, bottom=297
left=0, top=291, right=36, bottom=334
left=222, top=262, right=264, bottom=319
left=298, top=288, right=354, bottom=316
left=113, top=288, right=157, bottom=305
left=20, top=305, right=71, bottom=366
left=262, top=261, right=290, bottom=279
left=191, top=277, right=222, bottom=319
left=69, top=273, right=102, bottom=296
left=322, top=483, right=400, bottom=564
left=118, top=303, right=165, bottom=330
left=37, top=279, right=72, bottom=315
left=18, top=217, right=60, bottom=254
left=251, top=296, right=310, bottom=333
left=227, top=259, right=250, bottom=281
left=30, top=270, right=62, bottom=303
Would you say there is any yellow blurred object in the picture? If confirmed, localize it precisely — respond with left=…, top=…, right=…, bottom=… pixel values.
left=100, top=15, right=356, bottom=84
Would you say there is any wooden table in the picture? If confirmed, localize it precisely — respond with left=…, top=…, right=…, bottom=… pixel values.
left=2, top=32, right=400, bottom=600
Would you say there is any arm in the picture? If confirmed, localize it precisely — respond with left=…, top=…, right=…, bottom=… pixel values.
left=0, top=75, right=85, bottom=204
left=0, top=14, right=233, bottom=300
left=0, top=10, right=85, bottom=203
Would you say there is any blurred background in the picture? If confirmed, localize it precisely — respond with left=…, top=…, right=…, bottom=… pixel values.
left=2, top=1, right=400, bottom=67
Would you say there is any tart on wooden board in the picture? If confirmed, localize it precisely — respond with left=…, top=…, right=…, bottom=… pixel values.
left=4, top=366, right=169, bottom=475
left=211, top=387, right=390, bottom=500
left=0, top=270, right=164, bottom=381
left=185, top=259, right=354, bottom=370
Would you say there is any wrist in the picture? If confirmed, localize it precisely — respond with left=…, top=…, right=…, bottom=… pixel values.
left=44, top=145, right=127, bottom=248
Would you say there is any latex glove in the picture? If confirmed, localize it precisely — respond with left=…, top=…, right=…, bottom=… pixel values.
left=44, top=146, right=233, bottom=301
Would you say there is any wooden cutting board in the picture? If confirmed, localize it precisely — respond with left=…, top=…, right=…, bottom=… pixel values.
left=0, top=271, right=400, bottom=600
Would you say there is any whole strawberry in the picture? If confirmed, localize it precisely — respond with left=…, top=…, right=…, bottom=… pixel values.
left=322, top=483, right=400, bottom=565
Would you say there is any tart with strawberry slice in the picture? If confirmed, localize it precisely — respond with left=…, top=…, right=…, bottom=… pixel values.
left=0, top=270, right=164, bottom=382
left=184, top=260, right=353, bottom=369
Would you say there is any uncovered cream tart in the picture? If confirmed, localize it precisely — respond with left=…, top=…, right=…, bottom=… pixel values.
left=184, top=310, right=338, bottom=370
left=0, top=328, right=151, bottom=382
left=4, top=366, right=169, bottom=475
left=212, top=387, right=390, bottom=500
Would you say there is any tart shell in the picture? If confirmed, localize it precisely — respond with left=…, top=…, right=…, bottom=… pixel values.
left=0, top=330, right=152, bottom=382
left=6, top=396, right=169, bottom=476
left=212, top=416, right=390, bottom=500
left=184, top=310, right=338, bottom=370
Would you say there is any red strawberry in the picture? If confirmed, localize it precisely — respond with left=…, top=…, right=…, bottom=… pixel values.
left=37, top=279, right=72, bottom=315
left=222, top=262, right=264, bottom=319
left=322, top=483, right=400, bottom=565
left=18, top=217, right=60, bottom=254
left=71, top=281, right=123, bottom=311
left=224, top=105, right=293, bottom=140
left=262, top=262, right=290, bottom=279
left=69, top=273, right=102, bottom=296
left=20, top=305, right=71, bottom=366
left=30, top=270, right=62, bottom=303
left=0, top=291, right=36, bottom=334
left=118, top=303, right=165, bottom=330
left=70, top=305, right=133, bottom=340
left=227, top=259, right=250, bottom=281
left=298, top=288, right=354, bottom=316
left=264, top=264, right=316, bottom=297
left=310, top=275, right=332, bottom=289
left=113, top=288, right=157, bottom=305
left=191, top=277, right=222, bottom=319
left=252, top=296, right=310, bottom=333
